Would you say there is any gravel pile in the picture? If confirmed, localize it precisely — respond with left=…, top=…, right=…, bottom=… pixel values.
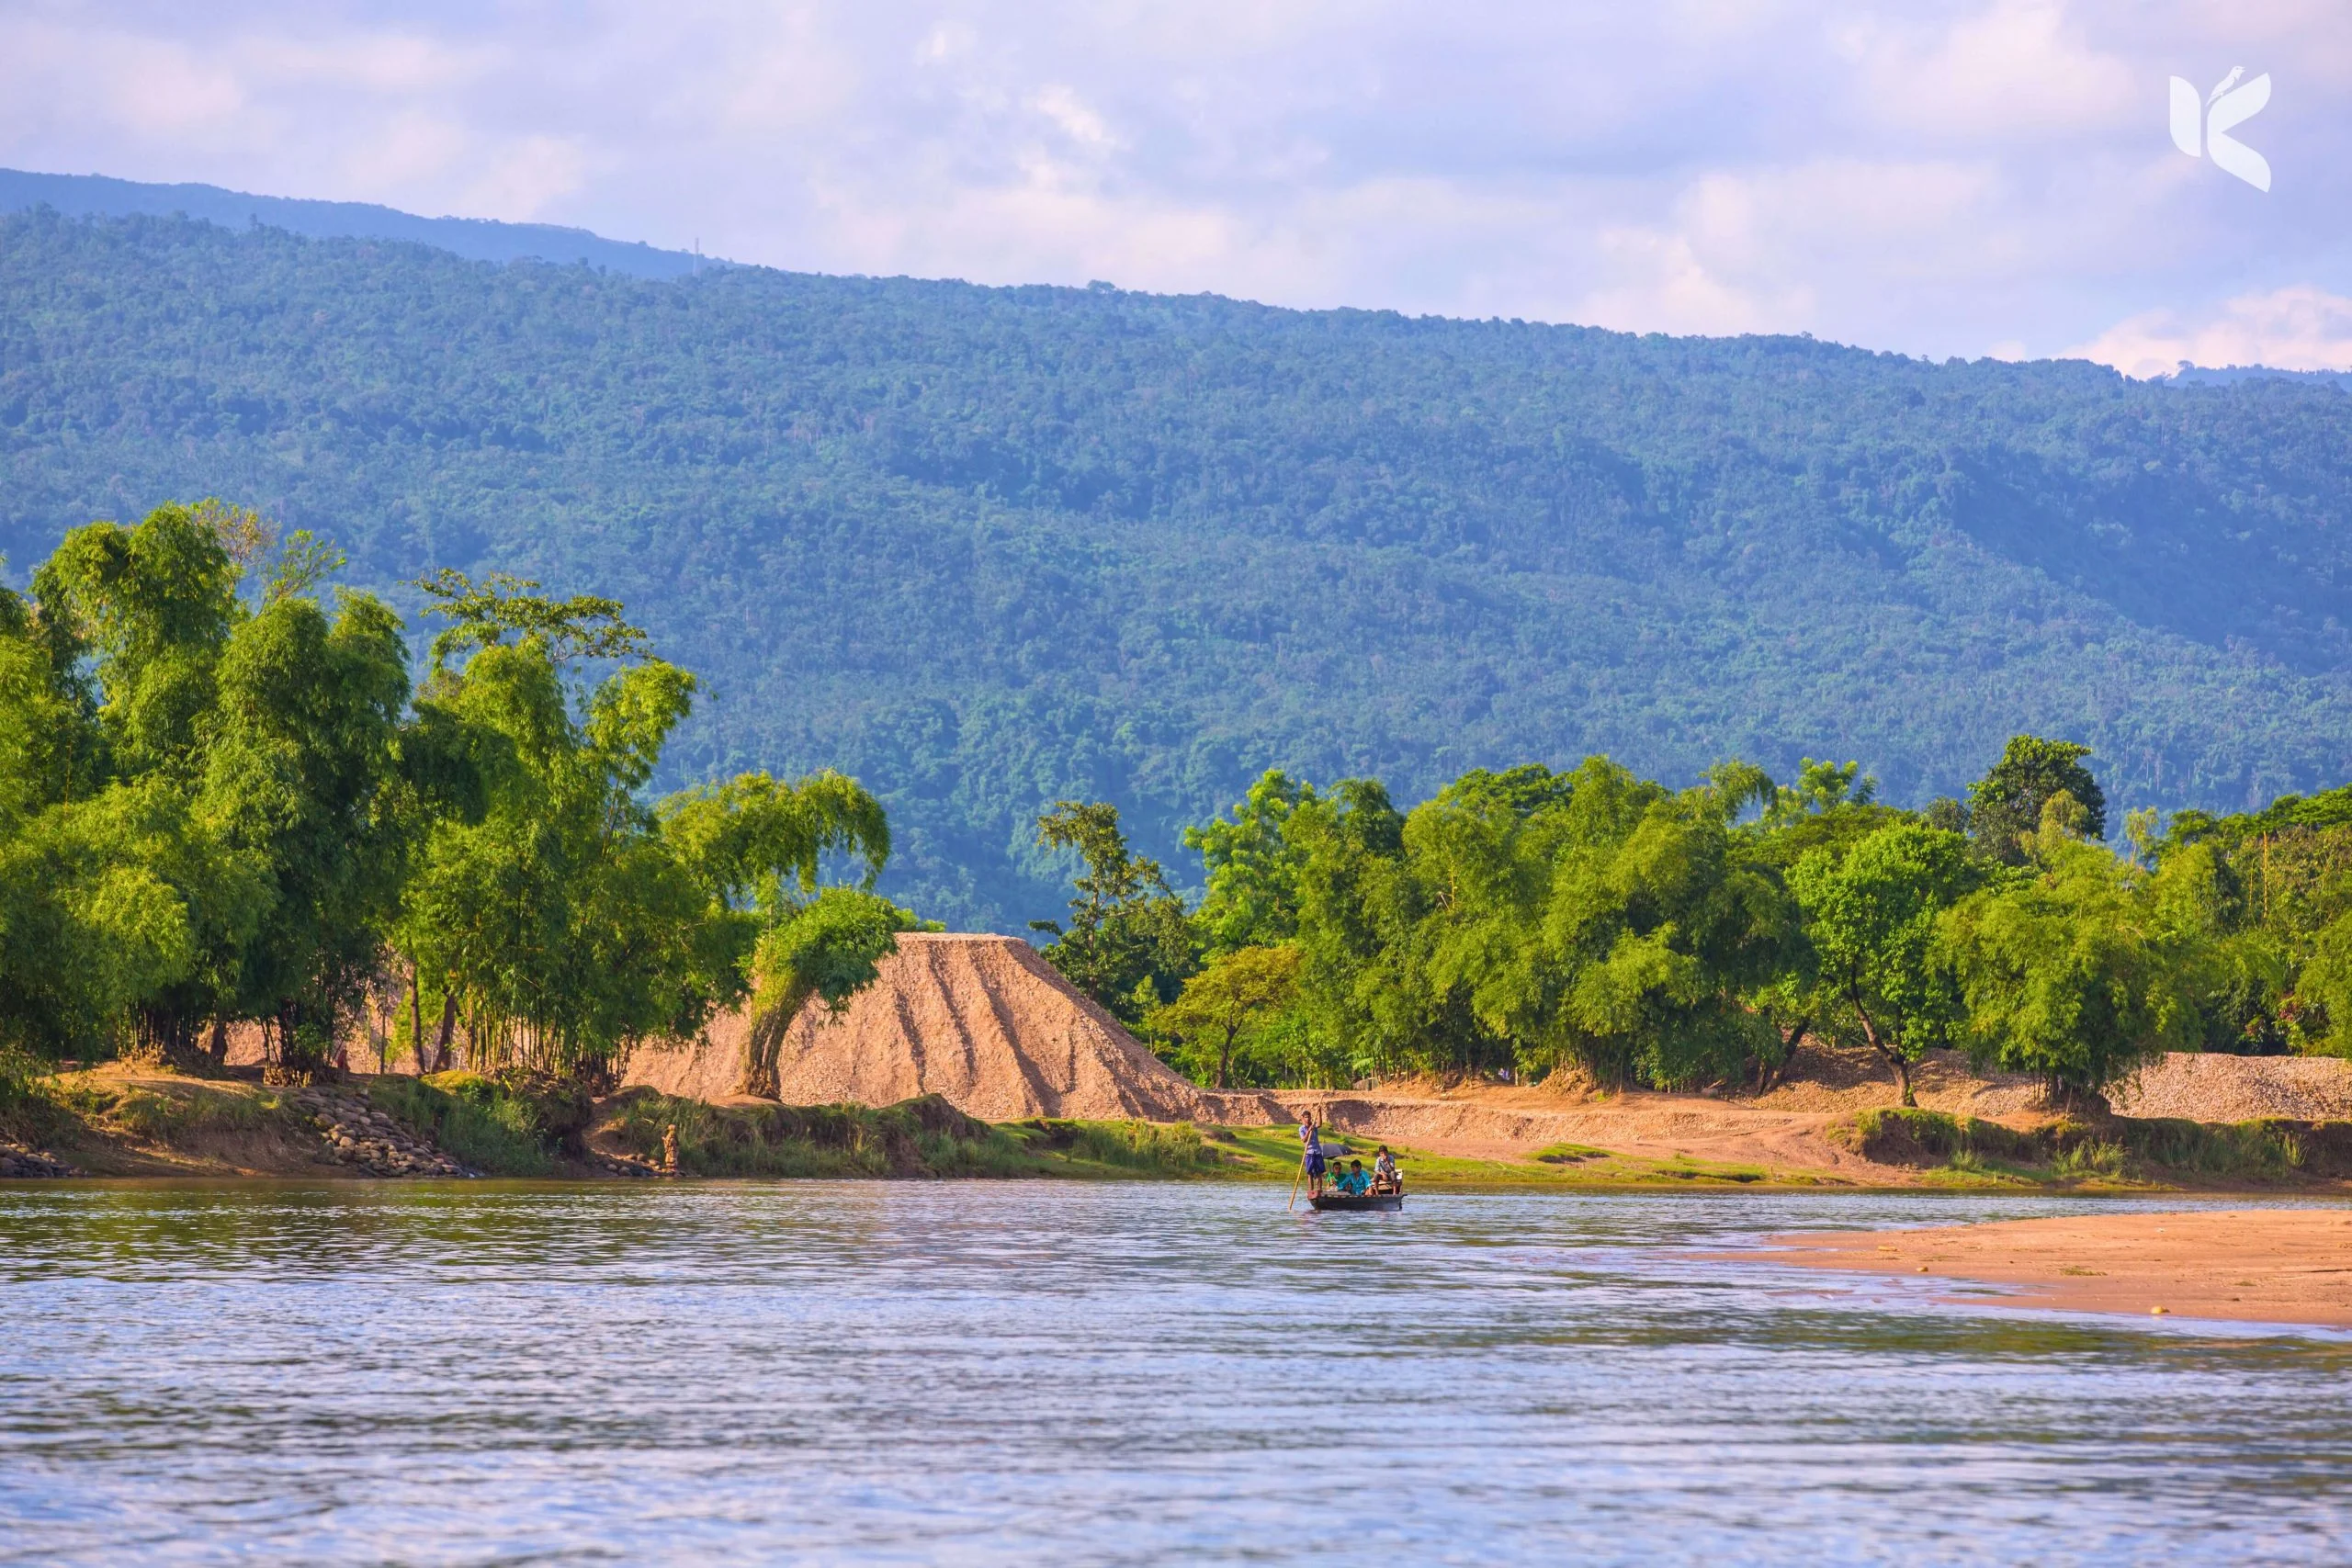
left=2110, top=1053, right=2352, bottom=1122
left=292, top=1087, right=469, bottom=1178
left=628, top=932, right=1216, bottom=1122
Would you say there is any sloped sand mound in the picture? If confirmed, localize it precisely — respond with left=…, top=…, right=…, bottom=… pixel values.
left=627, top=933, right=1239, bottom=1122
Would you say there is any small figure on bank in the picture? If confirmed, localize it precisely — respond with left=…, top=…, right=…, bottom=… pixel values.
left=662, top=1122, right=681, bottom=1176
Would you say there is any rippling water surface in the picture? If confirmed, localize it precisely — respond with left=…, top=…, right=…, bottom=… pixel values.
left=4, top=1181, right=2350, bottom=1565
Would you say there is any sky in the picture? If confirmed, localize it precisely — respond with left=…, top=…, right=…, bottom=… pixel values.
left=2, top=1, right=2348, bottom=372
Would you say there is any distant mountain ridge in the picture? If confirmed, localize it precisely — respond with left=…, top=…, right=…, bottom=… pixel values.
left=0, top=167, right=713, bottom=279
left=3, top=194, right=2350, bottom=931
left=2156, top=364, right=2352, bottom=389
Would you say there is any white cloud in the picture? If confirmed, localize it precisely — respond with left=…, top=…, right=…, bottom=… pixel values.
left=0, top=1, right=2346, bottom=363
left=1838, top=0, right=2139, bottom=141
left=2068, top=286, right=2352, bottom=378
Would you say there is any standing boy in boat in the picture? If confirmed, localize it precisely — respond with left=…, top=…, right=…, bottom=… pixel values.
left=1298, top=1113, right=1327, bottom=1200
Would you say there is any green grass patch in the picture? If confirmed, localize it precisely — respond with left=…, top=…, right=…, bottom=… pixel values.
left=24, top=1074, right=294, bottom=1151
left=1002, top=1118, right=1230, bottom=1175
left=1835, top=1105, right=2347, bottom=1187
left=368, top=1073, right=560, bottom=1177
left=1532, top=1143, right=1611, bottom=1164
left=104, top=1084, right=282, bottom=1144
left=599, top=1091, right=1238, bottom=1179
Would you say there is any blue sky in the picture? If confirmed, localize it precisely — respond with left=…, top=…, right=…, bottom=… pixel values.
left=3, top=1, right=2346, bottom=371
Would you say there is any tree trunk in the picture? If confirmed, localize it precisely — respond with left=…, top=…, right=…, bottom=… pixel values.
left=207, top=1018, right=227, bottom=1068
left=409, top=966, right=423, bottom=1074
left=1852, top=1000, right=1916, bottom=1108
left=1216, top=1026, right=1236, bottom=1091
left=1761, top=1019, right=1808, bottom=1092
left=431, top=992, right=458, bottom=1074
left=739, top=981, right=814, bottom=1100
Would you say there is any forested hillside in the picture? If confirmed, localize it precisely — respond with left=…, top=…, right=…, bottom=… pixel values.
left=3, top=207, right=2349, bottom=931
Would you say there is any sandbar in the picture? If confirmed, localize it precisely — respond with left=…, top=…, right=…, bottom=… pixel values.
left=1747, top=1208, right=2352, bottom=1328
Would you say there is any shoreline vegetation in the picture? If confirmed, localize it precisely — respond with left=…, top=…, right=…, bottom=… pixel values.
left=12, top=500, right=2352, bottom=1206
left=10, top=1058, right=2352, bottom=1195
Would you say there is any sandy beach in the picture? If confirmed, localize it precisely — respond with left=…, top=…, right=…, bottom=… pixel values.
left=1752, top=1208, right=2352, bottom=1328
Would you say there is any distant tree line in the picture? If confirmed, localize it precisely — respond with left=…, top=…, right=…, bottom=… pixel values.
left=1036, top=735, right=2352, bottom=1105
left=0, top=502, right=916, bottom=1094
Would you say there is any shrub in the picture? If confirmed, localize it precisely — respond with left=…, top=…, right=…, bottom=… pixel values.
left=368, top=1073, right=557, bottom=1176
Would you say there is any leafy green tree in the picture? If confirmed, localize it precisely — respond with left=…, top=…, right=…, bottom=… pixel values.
left=398, top=572, right=722, bottom=1084
left=32, top=502, right=240, bottom=779
left=1791, top=821, right=1983, bottom=1106
left=0, top=780, right=202, bottom=1057
left=4, top=509, right=912, bottom=1089
left=1968, top=736, right=2106, bottom=864
left=12, top=504, right=409, bottom=1069
left=738, top=887, right=924, bottom=1099
left=0, top=574, right=99, bottom=821
left=1540, top=772, right=1799, bottom=1089
left=661, top=768, right=900, bottom=1097
left=1939, top=838, right=2202, bottom=1101
left=198, top=577, right=414, bottom=1067
left=1183, top=770, right=1317, bottom=953
left=1147, top=942, right=1302, bottom=1089
left=2295, top=914, right=2352, bottom=1057
left=1735, top=758, right=1889, bottom=1087
left=1287, top=777, right=1496, bottom=1082
left=1030, top=801, right=1196, bottom=1024
left=1395, top=759, right=1798, bottom=1090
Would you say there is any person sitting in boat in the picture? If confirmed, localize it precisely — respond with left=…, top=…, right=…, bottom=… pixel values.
left=1335, top=1159, right=1373, bottom=1196
left=1372, top=1146, right=1400, bottom=1193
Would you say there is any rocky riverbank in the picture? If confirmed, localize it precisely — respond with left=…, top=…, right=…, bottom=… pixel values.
left=288, top=1085, right=469, bottom=1179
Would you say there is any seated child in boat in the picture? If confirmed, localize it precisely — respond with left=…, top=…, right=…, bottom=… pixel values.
left=1335, top=1160, right=1373, bottom=1196
left=1372, top=1146, right=1400, bottom=1193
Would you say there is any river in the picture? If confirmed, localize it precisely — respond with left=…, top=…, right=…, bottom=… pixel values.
left=4, top=1181, right=2348, bottom=1564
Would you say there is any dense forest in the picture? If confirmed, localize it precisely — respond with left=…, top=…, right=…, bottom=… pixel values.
left=0, top=503, right=918, bottom=1091
left=4, top=206, right=2352, bottom=930
left=9, top=505, right=2345, bottom=1111
left=1051, top=744, right=2352, bottom=1103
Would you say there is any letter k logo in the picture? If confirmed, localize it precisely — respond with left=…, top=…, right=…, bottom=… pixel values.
left=2170, top=67, right=2271, bottom=190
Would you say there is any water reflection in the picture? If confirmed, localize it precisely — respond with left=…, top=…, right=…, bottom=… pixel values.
left=4, top=1183, right=2347, bottom=1564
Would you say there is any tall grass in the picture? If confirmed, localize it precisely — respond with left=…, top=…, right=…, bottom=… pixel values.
left=0, top=1044, right=73, bottom=1147
left=368, top=1073, right=557, bottom=1177
left=1841, top=1104, right=2315, bottom=1184
left=600, top=1092, right=1230, bottom=1179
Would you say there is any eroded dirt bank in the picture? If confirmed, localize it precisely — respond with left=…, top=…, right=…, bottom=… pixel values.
left=1741, top=1208, right=2352, bottom=1328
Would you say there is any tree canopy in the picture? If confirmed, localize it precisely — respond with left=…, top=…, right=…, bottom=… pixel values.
left=1036, top=729, right=2342, bottom=1105
left=0, top=505, right=908, bottom=1091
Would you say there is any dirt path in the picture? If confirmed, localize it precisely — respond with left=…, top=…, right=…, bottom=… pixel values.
left=1743, top=1208, right=2352, bottom=1328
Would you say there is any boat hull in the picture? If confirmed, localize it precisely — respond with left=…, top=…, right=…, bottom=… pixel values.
left=1309, top=1192, right=1404, bottom=1212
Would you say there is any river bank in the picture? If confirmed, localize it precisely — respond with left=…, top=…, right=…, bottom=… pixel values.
left=1741, top=1208, right=2352, bottom=1329
left=10, top=1062, right=2352, bottom=1193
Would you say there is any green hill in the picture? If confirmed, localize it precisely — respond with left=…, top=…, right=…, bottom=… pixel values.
left=3, top=206, right=2349, bottom=930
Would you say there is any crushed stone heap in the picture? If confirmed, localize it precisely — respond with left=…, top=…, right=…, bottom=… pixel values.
left=626, top=932, right=1238, bottom=1122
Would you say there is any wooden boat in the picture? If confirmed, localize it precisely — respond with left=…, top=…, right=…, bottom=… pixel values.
left=1309, top=1190, right=1404, bottom=1212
